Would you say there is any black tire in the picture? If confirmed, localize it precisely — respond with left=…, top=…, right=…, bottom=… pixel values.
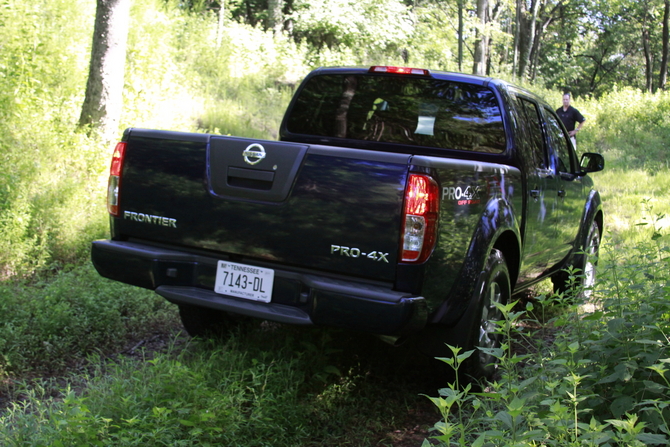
left=459, top=248, right=511, bottom=380
left=416, top=249, right=511, bottom=382
left=178, top=304, right=247, bottom=338
left=552, top=220, right=600, bottom=299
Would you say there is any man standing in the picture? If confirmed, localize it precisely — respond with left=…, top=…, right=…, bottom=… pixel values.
left=556, top=93, right=586, bottom=149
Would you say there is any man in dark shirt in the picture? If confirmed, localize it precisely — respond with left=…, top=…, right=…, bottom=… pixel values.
left=556, top=93, right=585, bottom=149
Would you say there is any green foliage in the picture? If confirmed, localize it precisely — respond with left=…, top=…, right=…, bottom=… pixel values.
left=0, top=263, right=178, bottom=377
left=406, top=4, right=460, bottom=72
left=0, top=324, right=425, bottom=446
left=424, top=208, right=670, bottom=446
left=0, top=0, right=106, bottom=276
left=579, top=87, right=670, bottom=171
left=289, top=0, right=413, bottom=66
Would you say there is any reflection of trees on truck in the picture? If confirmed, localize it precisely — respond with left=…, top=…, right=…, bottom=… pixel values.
left=288, top=73, right=505, bottom=153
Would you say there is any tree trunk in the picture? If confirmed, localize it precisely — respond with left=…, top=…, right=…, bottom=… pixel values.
left=216, top=1, right=226, bottom=48
left=528, top=12, right=554, bottom=82
left=643, top=27, right=653, bottom=93
left=518, top=0, right=539, bottom=79
left=530, top=35, right=541, bottom=81
left=661, top=0, right=669, bottom=90
left=268, top=0, right=283, bottom=35
left=458, top=0, right=464, bottom=72
left=78, top=0, right=131, bottom=141
left=473, top=0, right=489, bottom=75
left=513, top=0, right=521, bottom=78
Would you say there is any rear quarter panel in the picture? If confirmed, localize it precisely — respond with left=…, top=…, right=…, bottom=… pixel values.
left=409, top=156, right=523, bottom=323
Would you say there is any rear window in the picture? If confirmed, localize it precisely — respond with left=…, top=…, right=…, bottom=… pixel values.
left=285, top=74, right=506, bottom=153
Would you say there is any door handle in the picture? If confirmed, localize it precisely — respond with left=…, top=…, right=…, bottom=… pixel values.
left=530, top=190, right=540, bottom=199
left=558, top=190, right=566, bottom=198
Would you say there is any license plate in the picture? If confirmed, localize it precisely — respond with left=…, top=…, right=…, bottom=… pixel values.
left=214, top=261, right=274, bottom=303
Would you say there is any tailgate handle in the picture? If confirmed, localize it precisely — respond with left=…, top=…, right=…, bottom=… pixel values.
left=227, top=167, right=275, bottom=190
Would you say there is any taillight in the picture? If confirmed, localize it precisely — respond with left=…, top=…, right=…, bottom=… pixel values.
left=401, top=174, right=439, bottom=263
left=369, top=66, right=430, bottom=76
left=107, top=142, right=127, bottom=216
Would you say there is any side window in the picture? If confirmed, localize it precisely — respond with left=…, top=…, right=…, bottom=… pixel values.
left=513, top=96, right=546, bottom=169
left=543, top=109, right=574, bottom=173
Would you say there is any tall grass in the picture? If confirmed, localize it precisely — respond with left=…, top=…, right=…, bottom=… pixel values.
left=0, top=0, right=99, bottom=276
left=580, top=88, right=670, bottom=171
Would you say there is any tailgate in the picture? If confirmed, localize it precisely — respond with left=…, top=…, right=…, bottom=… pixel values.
left=116, top=130, right=410, bottom=282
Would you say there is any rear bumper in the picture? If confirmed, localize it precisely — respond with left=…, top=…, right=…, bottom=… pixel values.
left=91, top=240, right=427, bottom=336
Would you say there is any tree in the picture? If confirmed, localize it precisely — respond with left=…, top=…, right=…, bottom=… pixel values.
left=473, top=0, right=489, bottom=75
left=661, top=0, right=669, bottom=89
left=79, top=0, right=131, bottom=141
left=217, top=1, right=226, bottom=47
left=268, top=0, right=283, bottom=35
left=289, top=0, right=412, bottom=60
left=458, top=0, right=464, bottom=72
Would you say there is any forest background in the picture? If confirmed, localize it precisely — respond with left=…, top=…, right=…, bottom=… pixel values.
left=1, top=0, right=670, bottom=445
left=1, top=0, right=670, bottom=278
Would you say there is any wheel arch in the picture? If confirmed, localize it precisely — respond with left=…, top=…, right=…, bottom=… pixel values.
left=430, top=198, right=521, bottom=326
left=581, top=189, right=603, bottom=247
left=492, top=229, right=521, bottom=291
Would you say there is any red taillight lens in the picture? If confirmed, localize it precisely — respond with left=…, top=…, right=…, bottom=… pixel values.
left=110, top=142, right=126, bottom=177
left=401, top=174, right=439, bottom=263
left=369, top=66, right=430, bottom=76
left=107, top=142, right=127, bottom=216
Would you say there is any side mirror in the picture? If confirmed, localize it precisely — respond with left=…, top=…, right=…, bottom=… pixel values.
left=579, top=152, right=604, bottom=173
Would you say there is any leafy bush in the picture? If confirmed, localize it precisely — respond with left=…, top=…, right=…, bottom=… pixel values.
left=423, top=211, right=670, bottom=446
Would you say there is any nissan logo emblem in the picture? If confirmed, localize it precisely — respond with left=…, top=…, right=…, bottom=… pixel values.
left=243, top=143, right=266, bottom=165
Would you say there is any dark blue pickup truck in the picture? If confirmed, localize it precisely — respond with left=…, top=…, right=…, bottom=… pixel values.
left=92, top=66, right=604, bottom=378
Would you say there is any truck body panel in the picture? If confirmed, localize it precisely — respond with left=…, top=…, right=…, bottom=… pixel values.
left=117, top=131, right=412, bottom=282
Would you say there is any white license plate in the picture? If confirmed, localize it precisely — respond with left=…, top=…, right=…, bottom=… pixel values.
left=214, top=261, right=274, bottom=303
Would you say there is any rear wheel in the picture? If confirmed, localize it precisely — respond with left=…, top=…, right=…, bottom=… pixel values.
left=460, top=248, right=511, bottom=379
left=552, top=220, right=600, bottom=299
left=178, top=304, right=248, bottom=338
left=418, top=249, right=511, bottom=382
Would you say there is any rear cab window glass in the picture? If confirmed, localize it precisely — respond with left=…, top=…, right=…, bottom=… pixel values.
left=285, top=74, right=506, bottom=154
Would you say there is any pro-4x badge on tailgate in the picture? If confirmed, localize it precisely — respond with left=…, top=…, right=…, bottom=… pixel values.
left=330, top=245, right=389, bottom=263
